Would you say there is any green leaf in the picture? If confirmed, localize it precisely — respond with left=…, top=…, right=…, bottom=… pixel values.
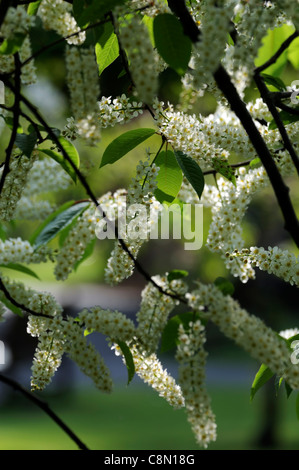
left=174, top=150, right=205, bottom=200
left=261, top=73, right=286, bottom=92
left=0, top=33, right=26, bottom=55
left=269, top=108, right=299, bottom=130
left=96, top=22, right=119, bottom=75
left=167, top=269, right=188, bottom=283
left=30, top=200, right=75, bottom=245
left=74, top=238, right=96, bottom=271
left=255, top=24, right=294, bottom=76
left=0, top=115, right=23, bottom=133
left=153, top=13, right=192, bottom=75
left=117, top=340, right=135, bottom=385
left=100, top=128, right=156, bottom=168
left=212, top=157, right=236, bottom=186
left=214, top=277, right=235, bottom=296
left=250, top=158, right=262, bottom=169
left=0, top=295, right=23, bottom=317
left=76, top=0, right=127, bottom=28
left=160, top=311, right=203, bottom=353
left=274, top=375, right=284, bottom=396
left=285, top=381, right=293, bottom=399
left=154, top=150, right=183, bottom=204
left=33, top=201, right=90, bottom=249
left=287, top=36, right=299, bottom=69
left=250, top=363, right=274, bottom=401
left=27, top=1, right=42, bottom=15
left=0, top=224, right=7, bottom=241
left=0, top=263, right=40, bottom=280
left=40, top=137, right=80, bottom=182
left=15, top=131, right=37, bottom=157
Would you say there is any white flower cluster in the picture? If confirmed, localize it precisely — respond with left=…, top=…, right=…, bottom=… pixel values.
left=176, top=320, right=217, bottom=448
left=98, top=95, right=144, bottom=129
left=187, top=282, right=299, bottom=391
left=54, top=203, right=97, bottom=281
left=128, top=0, right=170, bottom=16
left=281, top=2, right=299, bottom=30
left=0, top=238, right=33, bottom=265
left=38, top=0, right=85, bottom=45
left=0, top=153, right=37, bottom=222
left=78, top=306, right=136, bottom=343
left=230, top=1, right=281, bottom=78
left=201, top=140, right=297, bottom=284
left=65, top=46, right=101, bottom=145
left=62, top=319, right=113, bottom=393
left=27, top=291, right=113, bottom=393
left=191, top=0, right=233, bottom=90
left=15, top=156, right=72, bottom=221
left=113, top=342, right=185, bottom=409
left=104, top=156, right=161, bottom=285
left=116, top=13, right=159, bottom=104
left=205, top=166, right=269, bottom=283
left=61, top=117, right=79, bottom=141
left=154, top=101, right=230, bottom=171
left=1, top=6, right=34, bottom=39
left=136, top=274, right=187, bottom=354
left=18, top=36, right=37, bottom=85
left=228, top=246, right=299, bottom=287
left=0, top=37, right=36, bottom=85
left=279, top=328, right=299, bottom=340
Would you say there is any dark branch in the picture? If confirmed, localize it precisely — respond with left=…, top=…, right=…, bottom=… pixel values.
left=0, top=54, right=22, bottom=195
left=0, top=278, right=53, bottom=319
left=255, top=31, right=299, bottom=75
left=0, top=373, right=89, bottom=450
left=254, top=73, right=299, bottom=175
left=167, top=0, right=299, bottom=248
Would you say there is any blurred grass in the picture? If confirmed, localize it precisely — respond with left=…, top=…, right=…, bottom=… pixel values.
left=0, top=382, right=299, bottom=450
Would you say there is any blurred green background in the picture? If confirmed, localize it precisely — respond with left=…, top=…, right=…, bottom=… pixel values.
left=0, top=18, right=299, bottom=450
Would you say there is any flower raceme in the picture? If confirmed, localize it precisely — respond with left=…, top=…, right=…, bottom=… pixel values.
left=1, top=0, right=299, bottom=450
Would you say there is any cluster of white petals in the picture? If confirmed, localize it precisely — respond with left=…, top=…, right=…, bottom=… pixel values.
left=176, top=320, right=217, bottom=448
left=136, top=274, right=187, bottom=354
left=104, top=154, right=161, bottom=285
left=0, top=153, right=37, bottom=222
left=116, top=13, right=160, bottom=104
left=38, top=0, right=85, bottom=45
left=113, top=342, right=185, bottom=409
left=65, top=46, right=101, bottom=145
left=187, top=282, right=299, bottom=390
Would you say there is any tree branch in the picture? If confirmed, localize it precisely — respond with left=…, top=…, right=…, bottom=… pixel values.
left=167, top=0, right=299, bottom=248
left=254, top=31, right=299, bottom=75
left=0, top=373, right=89, bottom=450
left=0, top=53, right=22, bottom=196
left=254, top=72, right=299, bottom=175
left=0, top=278, right=53, bottom=319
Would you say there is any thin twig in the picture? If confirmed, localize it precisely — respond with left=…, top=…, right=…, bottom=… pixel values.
left=20, top=18, right=110, bottom=69
left=254, top=73, right=299, bottom=175
left=0, top=373, right=89, bottom=450
left=0, top=278, right=53, bottom=319
left=255, top=31, right=299, bottom=75
left=0, top=54, right=22, bottom=196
